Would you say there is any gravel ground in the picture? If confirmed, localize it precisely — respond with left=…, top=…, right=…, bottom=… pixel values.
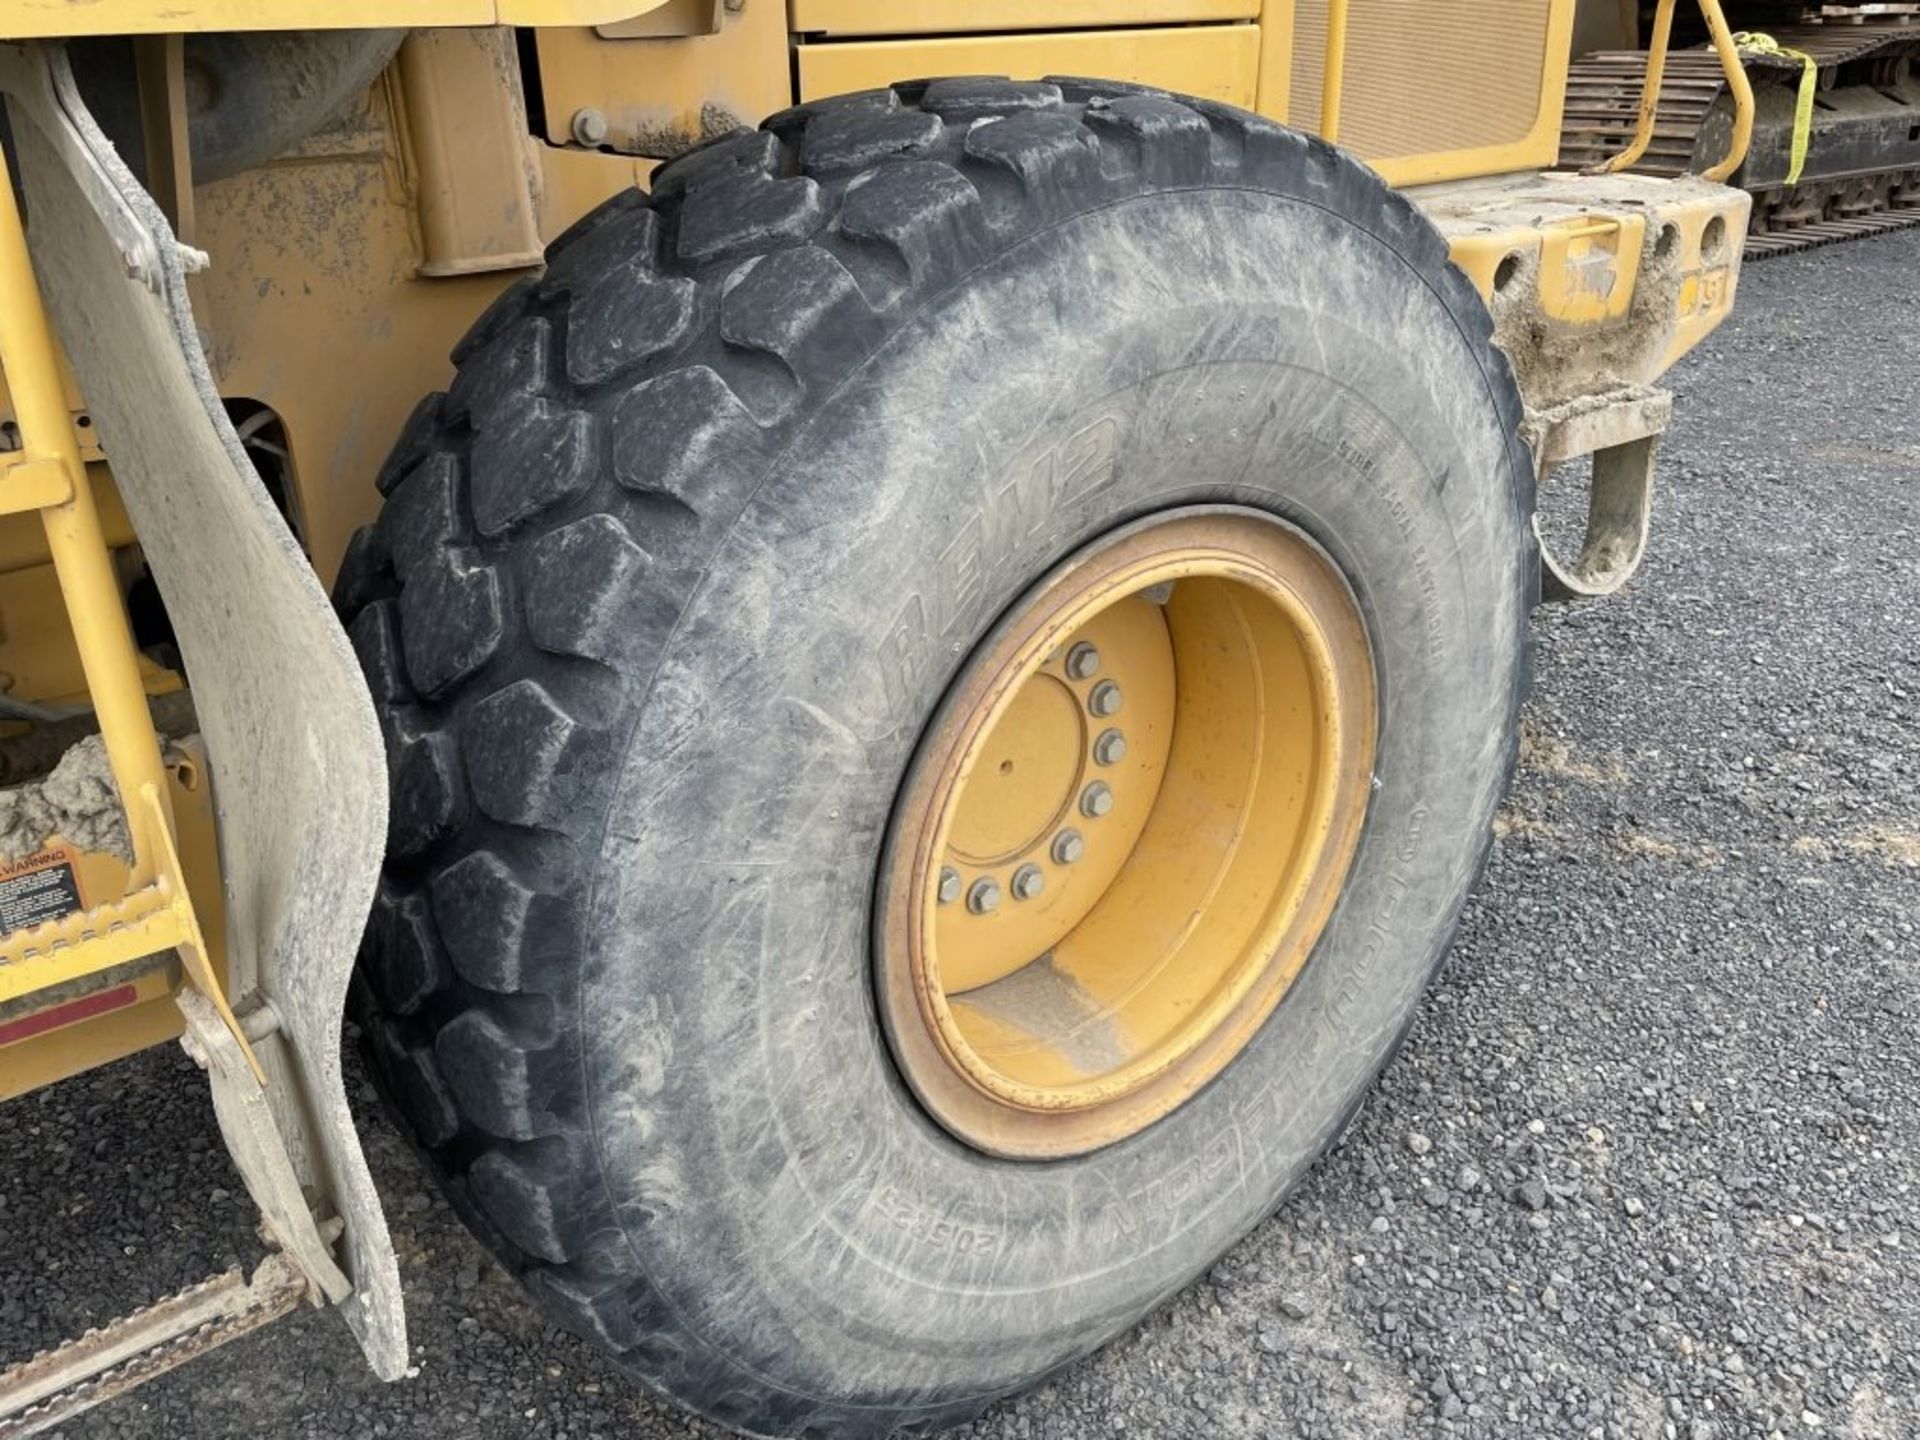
left=5, top=229, right=1917, bottom=1440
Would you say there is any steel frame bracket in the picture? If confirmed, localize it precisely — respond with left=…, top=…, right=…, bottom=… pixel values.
left=176, top=986, right=352, bottom=1305
left=1523, top=385, right=1672, bottom=601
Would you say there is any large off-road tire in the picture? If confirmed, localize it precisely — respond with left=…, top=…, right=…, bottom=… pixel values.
left=338, top=79, right=1534, bottom=1437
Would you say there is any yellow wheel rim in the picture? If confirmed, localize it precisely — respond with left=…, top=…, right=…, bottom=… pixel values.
left=877, top=509, right=1378, bottom=1159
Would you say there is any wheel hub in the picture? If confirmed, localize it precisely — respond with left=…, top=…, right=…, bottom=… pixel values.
left=936, top=594, right=1176, bottom=994
left=877, top=508, right=1379, bottom=1159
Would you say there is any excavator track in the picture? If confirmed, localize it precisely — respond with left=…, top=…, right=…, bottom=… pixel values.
left=1561, top=51, right=1726, bottom=178
left=1742, top=204, right=1920, bottom=255
left=1560, top=21, right=1920, bottom=258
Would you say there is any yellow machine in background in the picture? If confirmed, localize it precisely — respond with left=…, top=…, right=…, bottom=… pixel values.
left=0, top=2, right=1754, bottom=1433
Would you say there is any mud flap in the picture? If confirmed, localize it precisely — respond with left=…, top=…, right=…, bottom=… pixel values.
left=0, top=46, right=404, bottom=1378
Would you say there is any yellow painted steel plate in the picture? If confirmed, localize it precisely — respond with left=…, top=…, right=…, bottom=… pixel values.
left=791, top=0, right=1258, bottom=36
left=797, top=23, right=1260, bottom=107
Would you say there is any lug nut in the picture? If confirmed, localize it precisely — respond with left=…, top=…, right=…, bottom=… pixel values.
left=1065, top=643, right=1101, bottom=681
left=937, top=867, right=962, bottom=905
left=1051, top=829, right=1086, bottom=865
left=967, top=878, right=1001, bottom=914
left=1093, top=728, right=1127, bottom=766
left=1010, top=864, right=1046, bottom=901
left=571, top=107, right=610, bottom=147
left=1088, top=681, right=1123, bottom=718
left=1080, top=781, right=1114, bottom=818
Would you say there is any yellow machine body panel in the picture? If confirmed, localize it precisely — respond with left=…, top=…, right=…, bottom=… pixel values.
left=790, top=0, right=1262, bottom=32
left=782, top=0, right=1580, bottom=187
left=795, top=23, right=1263, bottom=111
left=0, top=0, right=1579, bottom=184
left=1286, top=0, right=1578, bottom=185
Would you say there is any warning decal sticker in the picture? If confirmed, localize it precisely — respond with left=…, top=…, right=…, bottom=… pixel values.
left=0, top=846, right=85, bottom=933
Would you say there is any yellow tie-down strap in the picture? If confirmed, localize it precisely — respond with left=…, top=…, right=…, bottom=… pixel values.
left=1733, top=31, right=1816, bottom=187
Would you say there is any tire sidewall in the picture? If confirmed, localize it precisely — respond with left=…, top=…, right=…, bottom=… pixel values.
left=580, top=186, right=1528, bottom=1403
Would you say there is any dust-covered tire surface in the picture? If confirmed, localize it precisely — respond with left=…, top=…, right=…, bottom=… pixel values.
left=335, top=78, right=1535, bottom=1437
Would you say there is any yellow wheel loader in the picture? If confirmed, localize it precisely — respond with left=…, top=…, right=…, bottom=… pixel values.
left=0, top=2, right=1755, bottom=1434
